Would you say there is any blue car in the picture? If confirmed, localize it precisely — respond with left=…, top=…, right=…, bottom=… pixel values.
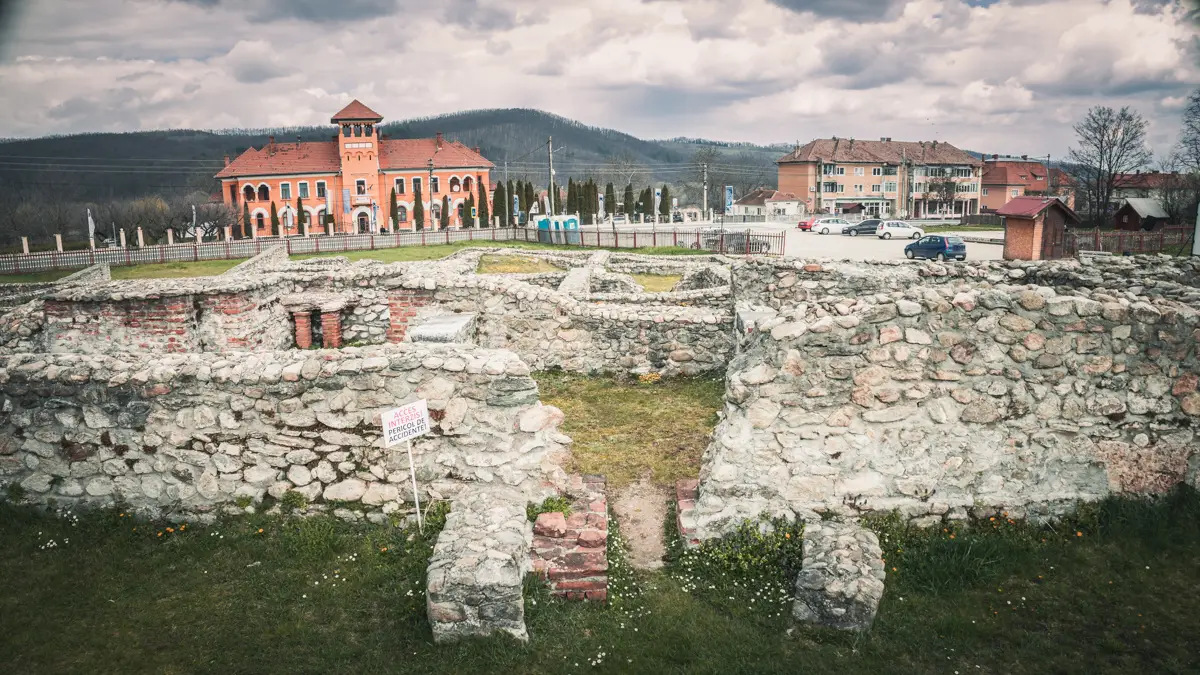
left=905, top=235, right=967, bottom=261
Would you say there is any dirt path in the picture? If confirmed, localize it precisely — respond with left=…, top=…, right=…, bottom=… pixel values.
left=611, top=476, right=668, bottom=570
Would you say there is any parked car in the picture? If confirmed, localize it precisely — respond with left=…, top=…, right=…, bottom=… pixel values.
left=672, top=212, right=684, bottom=223
left=877, top=220, right=924, bottom=239
left=905, top=235, right=967, bottom=261
left=842, top=219, right=881, bottom=237
left=797, top=215, right=821, bottom=231
left=612, top=214, right=628, bottom=225
left=813, top=217, right=852, bottom=235
left=691, top=229, right=772, bottom=254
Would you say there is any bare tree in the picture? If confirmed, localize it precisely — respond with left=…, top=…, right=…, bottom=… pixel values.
left=1180, top=89, right=1200, bottom=171
left=922, top=172, right=959, bottom=215
left=1068, top=106, right=1153, bottom=226
left=1156, top=146, right=1200, bottom=225
left=606, top=150, right=648, bottom=191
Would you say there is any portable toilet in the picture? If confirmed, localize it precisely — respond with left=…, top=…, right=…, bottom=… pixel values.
left=535, top=216, right=581, bottom=245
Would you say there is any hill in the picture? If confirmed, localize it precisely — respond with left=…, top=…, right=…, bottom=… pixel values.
left=0, top=109, right=784, bottom=205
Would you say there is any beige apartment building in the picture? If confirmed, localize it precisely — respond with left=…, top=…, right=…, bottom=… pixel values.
left=777, top=137, right=983, bottom=218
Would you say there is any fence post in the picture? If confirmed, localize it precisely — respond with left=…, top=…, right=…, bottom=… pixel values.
left=445, top=230, right=450, bottom=245
left=633, top=232, right=637, bottom=249
left=21, top=236, right=29, bottom=255
left=54, top=234, right=63, bottom=252
left=1094, top=230, right=1100, bottom=250
left=167, top=229, right=174, bottom=246
left=193, top=243, right=199, bottom=262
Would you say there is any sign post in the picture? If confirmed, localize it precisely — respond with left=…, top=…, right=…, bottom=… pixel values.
left=382, top=399, right=432, bottom=532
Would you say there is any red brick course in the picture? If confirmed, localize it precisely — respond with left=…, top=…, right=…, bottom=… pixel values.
left=675, top=478, right=701, bottom=547
left=293, top=311, right=313, bottom=349
left=320, top=311, right=342, bottom=348
left=531, top=474, right=609, bottom=602
left=386, top=289, right=435, bottom=342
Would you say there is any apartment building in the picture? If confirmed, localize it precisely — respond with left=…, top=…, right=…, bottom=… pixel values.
left=981, top=155, right=1075, bottom=211
left=776, top=137, right=982, bottom=218
left=215, top=100, right=493, bottom=235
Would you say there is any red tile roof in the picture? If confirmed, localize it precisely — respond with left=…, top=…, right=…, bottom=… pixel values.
left=982, top=160, right=1048, bottom=191
left=215, top=138, right=493, bottom=179
left=380, top=139, right=493, bottom=170
left=778, top=138, right=980, bottom=166
left=995, top=196, right=1080, bottom=224
left=734, top=188, right=800, bottom=206
left=331, top=99, right=383, bottom=122
left=1114, top=172, right=1178, bottom=190
left=215, top=142, right=341, bottom=178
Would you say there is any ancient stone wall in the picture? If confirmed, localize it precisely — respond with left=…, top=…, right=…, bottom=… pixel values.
left=692, top=257, right=1200, bottom=539
left=0, top=344, right=570, bottom=520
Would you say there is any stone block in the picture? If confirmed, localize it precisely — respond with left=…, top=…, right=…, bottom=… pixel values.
left=408, top=313, right=477, bottom=344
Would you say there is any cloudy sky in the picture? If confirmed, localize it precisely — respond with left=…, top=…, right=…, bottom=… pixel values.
left=0, top=0, right=1197, bottom=157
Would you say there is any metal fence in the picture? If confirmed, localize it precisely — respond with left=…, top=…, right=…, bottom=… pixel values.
left=1070, top=227, right=1192, bottom=256
left=0, top=225, right=784, bottom=274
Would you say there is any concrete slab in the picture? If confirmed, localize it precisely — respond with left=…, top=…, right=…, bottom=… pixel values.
left=408, top=313, right=477, bottom=344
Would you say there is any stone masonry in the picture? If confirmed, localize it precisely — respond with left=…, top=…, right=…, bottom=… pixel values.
left=531, top=474, right=609, bottom=601
left=792, top=521, right=886, bottom=631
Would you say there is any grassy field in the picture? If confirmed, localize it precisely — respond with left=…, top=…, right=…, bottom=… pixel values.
left=109, top=259, right=242, bottom=279
left=535, top=373, right=724, bottom=489
left=477, top=254, right=565, bottom=274
left=0, top=270, right=75, bottom=284
left=1, top=373, right=1199, bottom=674
left=292, top=240, right=709, bottom=264
left=630, top=273, right=682, bottom=292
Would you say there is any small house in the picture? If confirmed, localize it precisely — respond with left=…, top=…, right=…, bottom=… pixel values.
left=997, top=196, right=1082, bottom=260
left=1113, top=198, right=1168, bottom=231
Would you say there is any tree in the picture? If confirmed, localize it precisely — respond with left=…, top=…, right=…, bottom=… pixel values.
left=441, top=195, right=451, bottom=229
left=493, top=181, right=507, bottom=228
left=295, top=195, right=305, bottom=233
left=523, top=182, right=535, bottom=215
left=922, top=171, right=958, bottom=215
left=659, top=184, right=671, bottom=217
left=269, top=202, right=280, bottom=236
left=605, top=183, right=616, bottom=218
left=566, top=178, right=577, bottom=215
left=241, top=201, right=252, bottom=238
left=1181, top=89, right=1200, bottom=171
left=464, top=193, right=475, bottom=228
left=1068, top=105, right=1154, bottom=226
left=623, top=184, right=635, bottom=215
left=389, top=186, right=399, bottom=231
left=506, top=179, right=515, bottom=225
left=413, top=185, right=425, bottom=230
left=478, top=181, right=490, bottom=228
left=1156, top=146, right=1200, bottom=226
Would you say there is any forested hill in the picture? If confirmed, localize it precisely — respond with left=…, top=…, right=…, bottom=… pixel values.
left=0, top=108, right=782, bottom=203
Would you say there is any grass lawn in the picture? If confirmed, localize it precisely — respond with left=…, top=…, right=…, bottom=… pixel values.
left=291, top=240, right=710, bottom=264
left=2, top=372, right=1199, bottom=674
left=923, top=224, right=1003, bottom=234
left=477, top=254, right=565, bottom=274
left=629, top=273, right=682, bottom=292
left=109, top=259, right=243, bottom=280
left=0, top=270, right=75, bottom=284
left=535, top=373, right=724, bottom=489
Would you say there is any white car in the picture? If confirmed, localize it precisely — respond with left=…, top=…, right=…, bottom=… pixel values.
left=877, top=220, right=925, bottom=240
left=813, top=217, right=851, bottom=235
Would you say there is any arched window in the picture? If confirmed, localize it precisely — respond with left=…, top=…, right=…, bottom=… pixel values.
left=257, top=185, right=270, bottom=201
left=449, top=177, right=461, bottom=193
left=255, top=213, right=265, bottom=231
left=397, top=205, right=408, bottom=223
left=353, top=124, right=362, bottom=137
left=243, top=185, right=255, bottom=202
left=431, top=204, right=441, bottom=222
left=342, top=125, right=351, bottom=137
left=463, top=176, right=474, bottom=193
left=457, top=203, right=465, bottom=221
left=365, top=125, right=373, bottom=137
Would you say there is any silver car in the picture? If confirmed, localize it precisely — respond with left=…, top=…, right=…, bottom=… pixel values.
left=813, top=217, right=851, bottom=235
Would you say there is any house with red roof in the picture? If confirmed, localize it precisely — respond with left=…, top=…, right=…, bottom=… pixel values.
left=215, top=100, right=493, bottom=235
left=730, top=189, right=804, bottom=217
left=996, top=195, right=1081, bottom=260
left=980, top=156, right=1075, bottom=213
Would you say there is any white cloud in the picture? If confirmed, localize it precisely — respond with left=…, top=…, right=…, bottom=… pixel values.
left=0, top=0, right=1195, bottom=157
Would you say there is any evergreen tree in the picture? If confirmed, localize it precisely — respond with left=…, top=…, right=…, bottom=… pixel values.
left=296, top=196, right=305, bottom=233
left=464, top=194, right=475, bottom=228
left=241, top=201, right=251, bottom=238
left=478, top=181, right=490, bottom=228
left=506, top=179, right=515, bottom=225
left=441, top=195, right=451, bottom=229
left=413, top=185, right=425, bottom=230
left=389, top=187, right=398, bottom=231
left=269, top=202, right=280, bottom=236
left=524, top=182, right=535, bottom=215
left=590, top=180, right=600, bottom=220
left=604, top=183, right=616, bottom=218
left=623, top=184, right=635, bottom=215
left=566, top=178, right=577, bottom=215
left=493, top=181, right=507, bottom=229
left=659, top=184, right=671, bottom=218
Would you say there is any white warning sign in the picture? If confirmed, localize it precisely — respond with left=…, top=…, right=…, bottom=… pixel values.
left=382, top=400, right=431, bottom=447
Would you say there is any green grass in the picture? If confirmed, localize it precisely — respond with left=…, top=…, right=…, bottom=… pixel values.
left=291, top=240, right=711, bottom=264
left=477, top=254, right=565, bottom=274
left=534, top=373, right=724, bottom=489
left=108, top=259, right=243, bottom=280
left=3, top=487, right=1198, bottom=674
left=0, top=270, right=75, bottom=284
left=629, top=273, right=682, bottom=292
left=923, top=224, right=1003, bottom=233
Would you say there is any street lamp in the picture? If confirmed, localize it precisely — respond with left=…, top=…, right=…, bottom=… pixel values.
left=427, top=158, right=435, bottom=231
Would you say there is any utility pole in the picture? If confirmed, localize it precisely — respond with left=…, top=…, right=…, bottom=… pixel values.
left=427, top=159, right=435, bottom=230
left=702, top=164, right=708, bottom=222
left=547, top=136, right=555, bottom=217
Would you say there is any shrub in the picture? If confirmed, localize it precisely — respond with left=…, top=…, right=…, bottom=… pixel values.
left=526, top=496, right=573, bottom=522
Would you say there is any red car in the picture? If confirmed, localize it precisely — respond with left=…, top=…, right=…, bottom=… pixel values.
left=797, top=216, right=820, bottom=231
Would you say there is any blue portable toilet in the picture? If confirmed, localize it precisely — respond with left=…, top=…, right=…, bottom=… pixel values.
left=535, top=216, right=580, bottom=245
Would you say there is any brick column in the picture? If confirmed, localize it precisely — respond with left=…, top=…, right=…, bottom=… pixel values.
left=386, top=289, right=434, bottom=343
left=293, top=311, right=312, bottom=349
left=320, top=311, right=342, bottom=348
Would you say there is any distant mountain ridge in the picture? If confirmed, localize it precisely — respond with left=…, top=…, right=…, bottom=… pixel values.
left=0, top=108, right=786, bottom=203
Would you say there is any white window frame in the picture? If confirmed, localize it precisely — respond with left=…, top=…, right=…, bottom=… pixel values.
left=431, top=176, right=440, bottom=193
left=298, top=181, right=309, bottom=199
left=854, top=184, right=864, bottom=193
left=280, top=182, right=291, bottom=200
left=871, top=184, right=882, bottom=193
left=954, top=167, right=973, bottom=178
left=837, top=184, right=845, bottom=193
left=1011, top=188, right=1019, bottom=197
left=982, top=187, right=990, bottom=196
left=835, top=167, right=845, bottom=176
left=872, top=167, right=882, bottom=176
left=854, top=167, right=865, bottom=176
left=822, top=181, right=838, bottom=193
left=316, top=181, right=327, bottom=199
left=395, top=177, right=406, bottom=194
left=356, top=179, right=367, bottom=195
left=413, top=177, right=423, bottom=195
left=884, top=181, right=899, bottom=193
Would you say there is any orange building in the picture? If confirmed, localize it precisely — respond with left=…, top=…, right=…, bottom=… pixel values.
left=215, top=100, right=493, bottom=235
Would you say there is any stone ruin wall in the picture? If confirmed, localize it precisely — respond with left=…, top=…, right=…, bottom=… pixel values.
left=689, top=255, right=1200, bottom=541
left=0, top=343, right=570, bottom=522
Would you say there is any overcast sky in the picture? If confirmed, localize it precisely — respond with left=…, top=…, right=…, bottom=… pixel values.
left=0, top=0, right=1197, bottom=158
